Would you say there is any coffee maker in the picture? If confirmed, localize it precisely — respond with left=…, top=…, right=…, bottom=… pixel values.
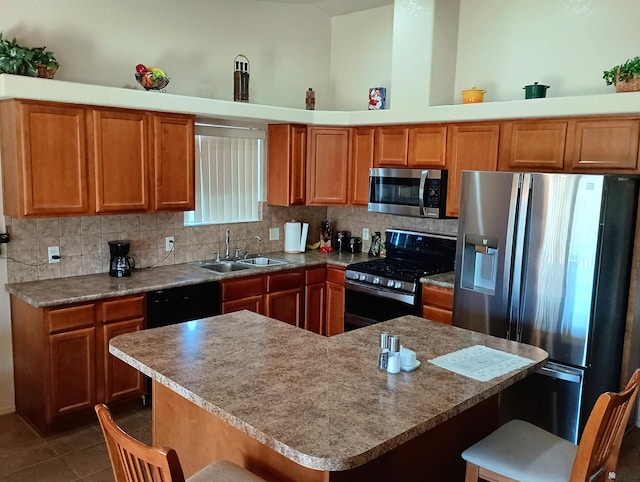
left=108, top=240, right=135, bottom=277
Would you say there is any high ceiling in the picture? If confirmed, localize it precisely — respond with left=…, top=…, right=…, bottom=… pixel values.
left=254, top=0, right=393, bottom=16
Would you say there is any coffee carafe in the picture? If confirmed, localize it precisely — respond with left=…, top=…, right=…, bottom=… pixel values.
left=108, top=240, right=135, bottom=277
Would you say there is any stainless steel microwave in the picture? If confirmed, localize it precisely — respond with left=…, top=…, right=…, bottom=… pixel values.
left=368, top=168, right=448, bottom=218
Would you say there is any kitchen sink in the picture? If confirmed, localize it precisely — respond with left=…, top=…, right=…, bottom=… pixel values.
left=236, top=256, right=288, bottom=267
left=196, top=262, right=253, bottom=273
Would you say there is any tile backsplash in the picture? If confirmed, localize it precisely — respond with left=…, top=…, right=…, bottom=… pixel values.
left=3, top=204, right=458, bottom=283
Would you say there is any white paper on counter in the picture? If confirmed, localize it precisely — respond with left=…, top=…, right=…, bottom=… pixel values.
left=428, top=345, right=535, bottom=382
left=299, top=223, right=309, bottom=252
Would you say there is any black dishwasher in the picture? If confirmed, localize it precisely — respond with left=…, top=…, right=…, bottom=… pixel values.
left=146, top=281, right=221, bottom=328
left=143, top=281, right=221, bottom=405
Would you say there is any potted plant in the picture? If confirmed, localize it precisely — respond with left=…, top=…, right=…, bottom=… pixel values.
left=603, top=56, right=640, bottom=92
left=0, top=32, right=37, bottom=77
left=31, top=46, right=59, bottom=78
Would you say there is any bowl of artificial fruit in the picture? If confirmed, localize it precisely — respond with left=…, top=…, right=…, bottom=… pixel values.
left=135, top=64, right=169, bottom=91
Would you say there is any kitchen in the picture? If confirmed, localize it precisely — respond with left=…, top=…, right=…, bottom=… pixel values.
left=2, top=0, right=640, bottom=478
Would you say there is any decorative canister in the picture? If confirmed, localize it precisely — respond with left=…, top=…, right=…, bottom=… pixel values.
left=523, top=82, right=550, bottom=99
left=233, top=54, right=250, bottom=102
left=461, top=86, right=486, bottom=104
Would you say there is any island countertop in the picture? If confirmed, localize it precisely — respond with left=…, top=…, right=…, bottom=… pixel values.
left=109, top=311, right=548, bottom=472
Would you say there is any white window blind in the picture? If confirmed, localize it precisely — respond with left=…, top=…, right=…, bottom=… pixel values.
left=185, top=126, right=264, bottom=226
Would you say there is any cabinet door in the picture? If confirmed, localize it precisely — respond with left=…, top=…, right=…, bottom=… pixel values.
left=306, top=127, right=351, bottom=205
left=267, top=124, right=306, bottom=206
left=374, top=127, right=409, bottom=167
left=305, top=266, right=326, bottom=334
left=499, top=120, right=567, bottom=171
left=89, top=109, right=150, bottom=212
left=265, top=288, right=303, bottom=326
left=102, top=318, right=145, bottom=403
left=350, top=127, right=375, bottom=206
left=3, top=101, right=90, bottom=217
left=445, top=123, right=500, bottom=217
left=325, top=266, right=345, bottom=336
left=567, top=118, right=640, bottom=171
left=222, top=296, right=263, bottom=314
left=408, top=125, right=447, bottom=167
left=48, top=327, right=96, bottom=420
left=152, top=113, right=195, bottom=211
left=422, top=284, right=454, bottom=325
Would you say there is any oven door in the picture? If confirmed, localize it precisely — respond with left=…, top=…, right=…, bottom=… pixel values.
left=344, top=280, right=420, bottom=331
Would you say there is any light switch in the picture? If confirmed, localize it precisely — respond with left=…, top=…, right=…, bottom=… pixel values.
left=269, top=228, right=280, bottom=241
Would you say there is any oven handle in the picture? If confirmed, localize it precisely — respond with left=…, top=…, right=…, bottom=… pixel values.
left=345, top=279, right=416, bottom=305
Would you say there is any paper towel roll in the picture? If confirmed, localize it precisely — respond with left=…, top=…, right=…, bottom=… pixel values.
left=299, top=223, right=309, bottom=252
left=284, top=221, right=302, bottom=253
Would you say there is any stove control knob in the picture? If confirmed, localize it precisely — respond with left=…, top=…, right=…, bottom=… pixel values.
left=386, top=279, right=394, bottom=288
left=359, top=273, right=367, bottom=281
left=394, top=281, right=403, bottom=289
left=373, top=277, right=381, bottom=285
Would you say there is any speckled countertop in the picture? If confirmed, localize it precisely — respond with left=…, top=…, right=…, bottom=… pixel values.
left=109, top=311, right=548, bottom=472
left=5, top=251, right=371, bottom=308
left=420, top=271, right=455, bottom=289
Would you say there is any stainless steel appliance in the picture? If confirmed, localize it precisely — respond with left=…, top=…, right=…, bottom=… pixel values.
left=453, top=170, right=639, bottom=443
left=108, top=240, right=135, bottom=277
left=368, top=168, right=448, bottom=218
left=345, top=229, right=456, bottom=330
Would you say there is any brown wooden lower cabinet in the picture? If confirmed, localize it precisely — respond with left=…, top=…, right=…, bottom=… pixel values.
left=421, top=284, right=454, bottom=325
left=10, top=294, right=146, bottom=434
left=326, top=266, right=345, bottom=336
left=305, top=266, right=327, bottom=334
left=221, top=275, right=265, bottom=314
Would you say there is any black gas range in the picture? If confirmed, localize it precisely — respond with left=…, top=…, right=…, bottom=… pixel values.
left=344, top=229, right=456, bottom=330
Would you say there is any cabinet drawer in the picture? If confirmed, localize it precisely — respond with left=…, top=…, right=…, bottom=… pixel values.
left=326, top=266, right=345, bottom=285
left=306, top=266, right=326, bottom=285
left=422, top=305, right=453, bottom=325
left=422, top=284, right=454, bottom=310
left=266, top=269, right=304, bottom=293
left=221, top=276, right=264, bottom=301
left=100, top=295, right=145, bottom=323
left=47, top=304, right=96, bottom=333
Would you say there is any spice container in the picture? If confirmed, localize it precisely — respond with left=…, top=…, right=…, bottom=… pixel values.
left=387, top=335, right=401, bottom=374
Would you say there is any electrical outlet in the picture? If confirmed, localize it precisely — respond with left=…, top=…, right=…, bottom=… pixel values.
left=48, top=246, right=60, bottom=264
left=165, top=236, right=175, bottom=252
left=362, top=228, right=370, bottom=241
left=269, top=227, right=280, bottom=241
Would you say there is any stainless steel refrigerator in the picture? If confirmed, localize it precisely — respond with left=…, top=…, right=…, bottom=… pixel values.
left=453, top=170, right=639, bottom=443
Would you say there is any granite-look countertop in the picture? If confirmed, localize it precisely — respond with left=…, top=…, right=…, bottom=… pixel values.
left=5, top=251, right=371, bottom=308
left=421, top=271, right=455, bottom=289
left=109, top=311, right=548, bottom=471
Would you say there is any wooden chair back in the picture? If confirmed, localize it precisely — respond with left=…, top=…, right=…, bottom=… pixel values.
left=95, top=404, right=186, bottom=482
left=571, top=368, right=640, bottom=481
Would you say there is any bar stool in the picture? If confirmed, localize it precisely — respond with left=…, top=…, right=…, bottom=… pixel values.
left=95, top=404, right=268, bottom=482
left=461, top=368, right=640, bottom=482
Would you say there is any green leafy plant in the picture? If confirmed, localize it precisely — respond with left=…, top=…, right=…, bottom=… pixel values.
left=31, top=46, right=59, bottom=72
left=603, top=56, right=640, bottom=86
left=0, top=32, right=37, bottom=76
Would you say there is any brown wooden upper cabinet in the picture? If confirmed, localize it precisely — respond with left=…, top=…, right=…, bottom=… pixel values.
left=374, top=126, right=409, bottom=167
left=408, top=125, right=447, bottom=168
left=446, top=123, right=500, bottom=217
left=566, top=117, right=640, bottom=172
left=499, top=120, right=568, bottom=171
left=89, top=108, right=150, bottom=213
left=0, top=100, right=91, bottom=217
left=0, top=99, right=195, bottom=218
left=267, top=124, right=306, bottom=206
left=152, top=114, right=195, bottom=211
left=350, top=127, right=375, bottom=206
left=306, top=127, right=351, bottom=205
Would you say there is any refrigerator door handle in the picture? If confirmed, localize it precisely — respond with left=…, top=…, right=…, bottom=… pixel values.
left=418, top=170, right=427, bottom=215
left=539, top=363, right=583, bottom=384
left=507, top=173, right=530, bottom=341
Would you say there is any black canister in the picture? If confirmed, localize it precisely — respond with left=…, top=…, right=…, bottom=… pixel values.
left=523, top=82, right=550, bottom=99
left=336, top=230, right=351, bottom=252
left=349, top=237, right=362, bottom=253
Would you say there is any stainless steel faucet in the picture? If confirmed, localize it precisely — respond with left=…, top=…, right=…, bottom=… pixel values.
left=225, top=228, right=230, bottom=259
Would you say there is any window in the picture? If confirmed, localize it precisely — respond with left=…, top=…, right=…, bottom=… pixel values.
left=185, top=124, right=264, bottom=226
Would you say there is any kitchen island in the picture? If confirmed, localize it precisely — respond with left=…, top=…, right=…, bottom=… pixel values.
left=109, top=311, right=547, bottom=482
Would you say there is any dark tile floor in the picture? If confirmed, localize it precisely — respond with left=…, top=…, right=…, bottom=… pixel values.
left=0, top=406, right=638, bottom=481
